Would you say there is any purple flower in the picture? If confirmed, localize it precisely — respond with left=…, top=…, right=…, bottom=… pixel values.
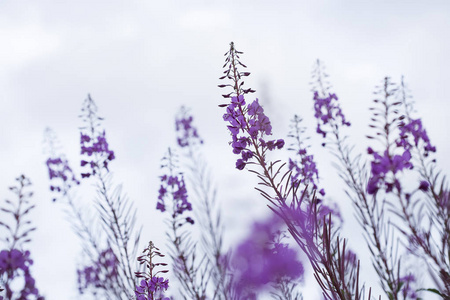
left=77, top=248, right=119, bottom=294
left=0, top=249, right=43, bottom=299
left=287, top=116, right=324, bottom=195
left=232, top=215, right=304, bottom=296
left=135, top=277, right=170, bottom=299
left=46, top=156, right=80, bottom=200
left=313, top=92, right=350, bottom=138
left=157, top=152, right=194, bottom=225
left=397, top=118, right=436, bottom=156
left=222, top=95, right=284, bottom=170
left=367, top=148, right=413, bottom=194
left=418, top=180, right=429, bottom=191
left=80, top=130, right=115, bottom=178
left=175, top=106, right=203, bottom=148
left=79, top=95, right=116, bottom=178
left=135, top=242, right=170, bottom=300
left=236, top=159, right=246, bottom=170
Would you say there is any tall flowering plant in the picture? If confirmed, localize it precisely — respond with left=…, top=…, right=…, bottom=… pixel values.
left=0, top=175, right=44, bottom=300
left=134, top=241, right=170, bottom=300
left=45, top=95, right=142, bottom=299
left=311, top=58, right=449, bottom=299
left=31, top=41, right=447, bottom=299
left=174, top=106, right=232, bottom=299
left=156, top=148, right=209, bottom=300
left=218, top=42, right=368, bottom=300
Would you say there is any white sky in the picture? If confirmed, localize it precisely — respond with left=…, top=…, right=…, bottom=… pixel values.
left=0, top=1, right=449, bottom=299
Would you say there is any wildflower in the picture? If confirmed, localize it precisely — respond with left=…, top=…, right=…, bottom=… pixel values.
left=232, top=215, right=304, bottom=296
left=0, top=249, right=43, bottom=299
left=219, top=48, right=285, bottom=170
left=77, top=248, right=119, bottom=294
left=397, top=118, right=436, bottom=156
left=135, top=242, right=170, bottom=300
left=418, top=180, right=429, bottom=191
left=157, top=150, right=193, bottom=225
left=367, top=148, right=413, bottom=194
left=79, top=95, right=116, bottom=179
left=313, top=92, right=350, bottom=138
left=46, top=156, right=80, bottom=200
left=80, top=130, right=115, bottom=177
left=175, top=106, right=203, bottom=148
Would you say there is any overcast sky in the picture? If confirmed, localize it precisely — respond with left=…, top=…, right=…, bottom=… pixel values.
left=1, top=1, right=449, bottom=299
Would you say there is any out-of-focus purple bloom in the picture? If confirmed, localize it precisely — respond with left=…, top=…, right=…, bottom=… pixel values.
left=157, top=151, right=194, bottom=226
left=44, top=129, right=80, bottom=200
left=367, top=148, right=413, bottom=194
left=418, top=180, right=429, bottom=191
left=313, top=92, right=350, bottom=138
left=232, top=215, right=304, bottom=297
left=156, top=174, right=192, bottom=218
left=79, top=95, right=115, bottom=178
left=0, top=249, right=30, bottom=272
left=77, top=248, right=119, bottom=294
left=288, top=115, right=326, bottom=199
left=175, top=106, right=203, bottom=148
left=0, top=249, right=43, bottom=299
left=46, top=156, right=80, bottom=201
left=80, top=130, right=115, bottom=178
left=397, top=118, right=436, bottom=156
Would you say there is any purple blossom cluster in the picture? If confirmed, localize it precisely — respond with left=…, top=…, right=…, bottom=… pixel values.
left=156, top=173, right=193, bottom=224
left=367, top=148, right=413, bottom=194
left=397, top=118, right=436, bottom=156
left=46, top=156, right=80, bottom=200
left=175, top=107, right=203, bottom=148
left=223, top=95, right=284, bottom=170
left=77, top=248, right=119, bottom=294
left=288, top=151, right=324, bottom=195
left=80, top=130, right=116, bottom=178
left=313, top=92, right=350, bottom=138
left=135, top=242, right=170, bottom=300
left=232, top=215, right=304, bottom=297
left=135, top=277, right=170, bottom=300
left=0, top=249, right=43, bottom=300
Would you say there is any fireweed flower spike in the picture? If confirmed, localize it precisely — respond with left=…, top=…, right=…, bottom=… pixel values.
left=312, top=66, right=411, bottom=299
left=219, top=43, right=369, bottom=300
left=44, top=128, right=80, bottom=202
left=0, top=175, right=44, bottom=300
left=288, top=115, right=324, bottom=196
left=77, top=248, right=120, bottom=296
left=175, top=107, right=232, bottom=299
left=175, top=106, right=203, bottom=149
left=134, top=241, right=170, bottom=300
left=157, top=148, right=208, bottom=300
left=44, top=128, right=98, bottom=250
left=366, top=77, right=413, bottom=196
left=387, top=78, right=450, bottom=298
left=79, top=95, right=115, bottom=178
left=44, top=128, right=127, bottom=298
left=219, top=42, right=284, bottom=171
left=78, top=94, right=140, bottom=298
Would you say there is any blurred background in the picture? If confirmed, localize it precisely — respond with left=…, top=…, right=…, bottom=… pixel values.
left=0, top=0, right=449, bottom=299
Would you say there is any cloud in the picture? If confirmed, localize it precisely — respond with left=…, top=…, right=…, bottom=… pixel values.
left=178, top=9, right=231, bottom=33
